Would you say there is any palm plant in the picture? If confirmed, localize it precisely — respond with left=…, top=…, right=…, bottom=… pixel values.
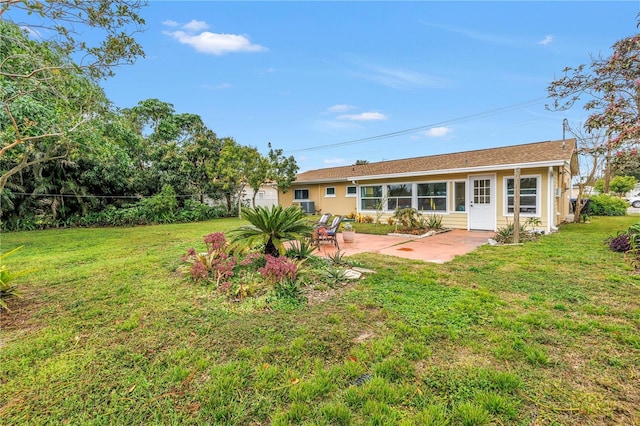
left=230, top=205, right=312, bottom=257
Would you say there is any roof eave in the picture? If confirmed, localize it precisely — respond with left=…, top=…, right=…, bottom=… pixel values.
left=291, top=177, right=351, bottom=185
left=347, top=160, right=571, bottom=182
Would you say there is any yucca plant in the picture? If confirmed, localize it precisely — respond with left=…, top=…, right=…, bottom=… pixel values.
left=230, top=205, right=313, bottom=257
left=1, top=246, right=28, bottom=311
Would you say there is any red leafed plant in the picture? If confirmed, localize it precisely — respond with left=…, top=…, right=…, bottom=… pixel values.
left=258, top=255, right=297, bottom=285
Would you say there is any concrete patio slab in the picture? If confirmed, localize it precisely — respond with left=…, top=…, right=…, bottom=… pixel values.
left=313, top=229, right=495, bottom=263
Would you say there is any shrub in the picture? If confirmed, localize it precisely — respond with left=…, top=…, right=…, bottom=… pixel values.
left=258, top=255, right=298, bottom=285
left=589, top=194, right=628, bottom=216
left=285, top=239, right=317, bottom=260
left=393, top=208, right=420, bottom=229
left=176, top=199, right=225, bottom=222
left=494, top=218, right=542, bottom=244
left=138, top=184, right=178, bottom=223
left=0, top=246, right=29, bottom=311
left=182, top=232, right=236, bottom=288
left=608, top=233, right=631, bottom=252
left=423, top=212, right=443, bottom=230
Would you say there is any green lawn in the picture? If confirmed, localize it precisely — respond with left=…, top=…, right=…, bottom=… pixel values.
left=1, top=217, right=639, bottom=425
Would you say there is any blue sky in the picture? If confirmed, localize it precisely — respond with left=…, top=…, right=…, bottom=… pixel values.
left=101, top=1, right=640, bottom=172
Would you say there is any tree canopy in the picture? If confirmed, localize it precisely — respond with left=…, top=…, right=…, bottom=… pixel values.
left=547, top=20, right=640, bottom=147
left=0, top=1, right=146, bottom=192
left=0, top=3, right=298, bottom=230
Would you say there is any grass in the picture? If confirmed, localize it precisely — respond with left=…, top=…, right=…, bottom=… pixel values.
left=1, top=216, right=640, bottom=424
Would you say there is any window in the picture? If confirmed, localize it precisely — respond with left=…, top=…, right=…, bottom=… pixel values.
left=473, top=179, right=491, bottom=204
left=506, top=176, right=539, bottom=215
left=346, top=186, right=357, bottom=197
left=360, top=185, right=382, bottom=210
left=294, top=189, right=309, bottom=200
left=387, top=184, right=412, bottom=210
left=454, top=182, right=466, bottom=212
left=417, top=182, right=447, bottom=211
left=325, top=187, right=336, bottom=197
left=258, top=191, right=265, bottom=200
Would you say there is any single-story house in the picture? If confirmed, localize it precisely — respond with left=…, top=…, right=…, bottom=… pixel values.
left=279, top=139, right=578, bottom=233
left=243, top=182, right=279, bottom=208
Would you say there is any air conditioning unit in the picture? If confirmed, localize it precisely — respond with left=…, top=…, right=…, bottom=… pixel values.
left=299, top=201, right=315, bottom=214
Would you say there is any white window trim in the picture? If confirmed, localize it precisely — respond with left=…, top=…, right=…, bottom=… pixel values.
left=356, top=181, right=451, bottom=215
left=415, top=180, right=448, bottom=214
left=503, top=174, right=541, bottom=217
left=359, top=184, right=383, bottom=212
left=452, top=180, right=467, bottom=213
left=294, top=188, right=310, bottom=201
left=325, top=187, right=336, bottom=198
left=386, top=182, right=413, bottom=211
left=346, top=186, right=357, bottom=197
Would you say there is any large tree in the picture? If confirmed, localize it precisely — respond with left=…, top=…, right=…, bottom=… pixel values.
left=564, top=123, right=608, bottom=222
left=122, top=98, right=220, bottom=198
left=213, top=138, right=262, bottom=216
left=547, top=22, right=640, bottom=147
left=0, top=1, right=145, bottom=192
left=266, top=142, right=298, bottom=194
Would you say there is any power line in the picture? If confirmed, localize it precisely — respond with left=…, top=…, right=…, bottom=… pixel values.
left=286, top=97, right=549, bottom=153
left=10, top=192, right=207, bottom=199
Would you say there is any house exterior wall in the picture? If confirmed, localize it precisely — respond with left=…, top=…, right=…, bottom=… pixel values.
left=243, top=184, right=278, bottom=208
left=281, top=182, right=357, bottom=215
left=281, top=165, right=571, bottom=232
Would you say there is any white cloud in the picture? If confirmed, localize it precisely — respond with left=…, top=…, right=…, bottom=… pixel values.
left=162, top=19, right=179, bottom=27
left=324, top=158, right=346, bottom=165
left=20, top=25, right=42, bottom=39
left=183, top=19, right=209, bottom=32
left=423, top=22, right=515, bottom=45
left=421, top=126, right=452, bottom=137
left=327, top=104, right=356, bottom=113
left=165, top=30, right=267, bottom=55
left=338, top=112, right=388, bottom=121
left=163, top=20, right=267, bottom=55
left=538, top=35, right=554, bottom=46
left=214, top=82, right=232, bottom=90
left=355, top=62, right=450, bottom=91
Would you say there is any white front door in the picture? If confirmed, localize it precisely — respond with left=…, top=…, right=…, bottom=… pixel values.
left=469, top=175, right=496, bottom=230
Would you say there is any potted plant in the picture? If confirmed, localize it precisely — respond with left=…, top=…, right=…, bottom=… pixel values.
left=342, top=222, right=356, bottom=243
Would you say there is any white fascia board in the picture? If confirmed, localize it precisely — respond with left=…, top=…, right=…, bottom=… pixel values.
left=347, top=160, right=569, bottom=182
left=292, top=178, right=351, bottom=185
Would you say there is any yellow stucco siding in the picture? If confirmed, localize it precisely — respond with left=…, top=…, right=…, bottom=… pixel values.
left=316, top=183, right=358, bottom=215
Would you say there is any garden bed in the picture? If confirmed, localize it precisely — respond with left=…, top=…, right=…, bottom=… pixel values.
left=387, top=228, right=452, bottom=238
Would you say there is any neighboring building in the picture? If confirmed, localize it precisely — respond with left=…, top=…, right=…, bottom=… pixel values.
left=279, top=139, right=577, bottom=233
left=243, top=182, right=279, bottom=208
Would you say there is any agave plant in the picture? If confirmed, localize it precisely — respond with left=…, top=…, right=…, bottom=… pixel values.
left=230, top=205, right=313, bottom=257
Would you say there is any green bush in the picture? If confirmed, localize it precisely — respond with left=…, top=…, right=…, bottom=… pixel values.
left=1, top=246, right=28, bottom=311
left=138, top=184, right=178, bottom=223
left=589, top=194, right=628, bottom=216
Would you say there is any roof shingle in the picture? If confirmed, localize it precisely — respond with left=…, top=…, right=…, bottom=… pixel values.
left=294, top=139, right=576, bottom=183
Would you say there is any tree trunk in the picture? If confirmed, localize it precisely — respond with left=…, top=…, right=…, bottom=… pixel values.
left=574, top=183, right=586, bottom=223
left=225, top=193, right=232, bottom=212
left=265, top=237, right=279, bottom=257
left=604, top=144, right=611, bottom=193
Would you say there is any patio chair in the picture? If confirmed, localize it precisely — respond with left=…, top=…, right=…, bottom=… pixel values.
left=315, top=215, right=343, bottom=249
left=312, top=212, right=332, bottom=229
